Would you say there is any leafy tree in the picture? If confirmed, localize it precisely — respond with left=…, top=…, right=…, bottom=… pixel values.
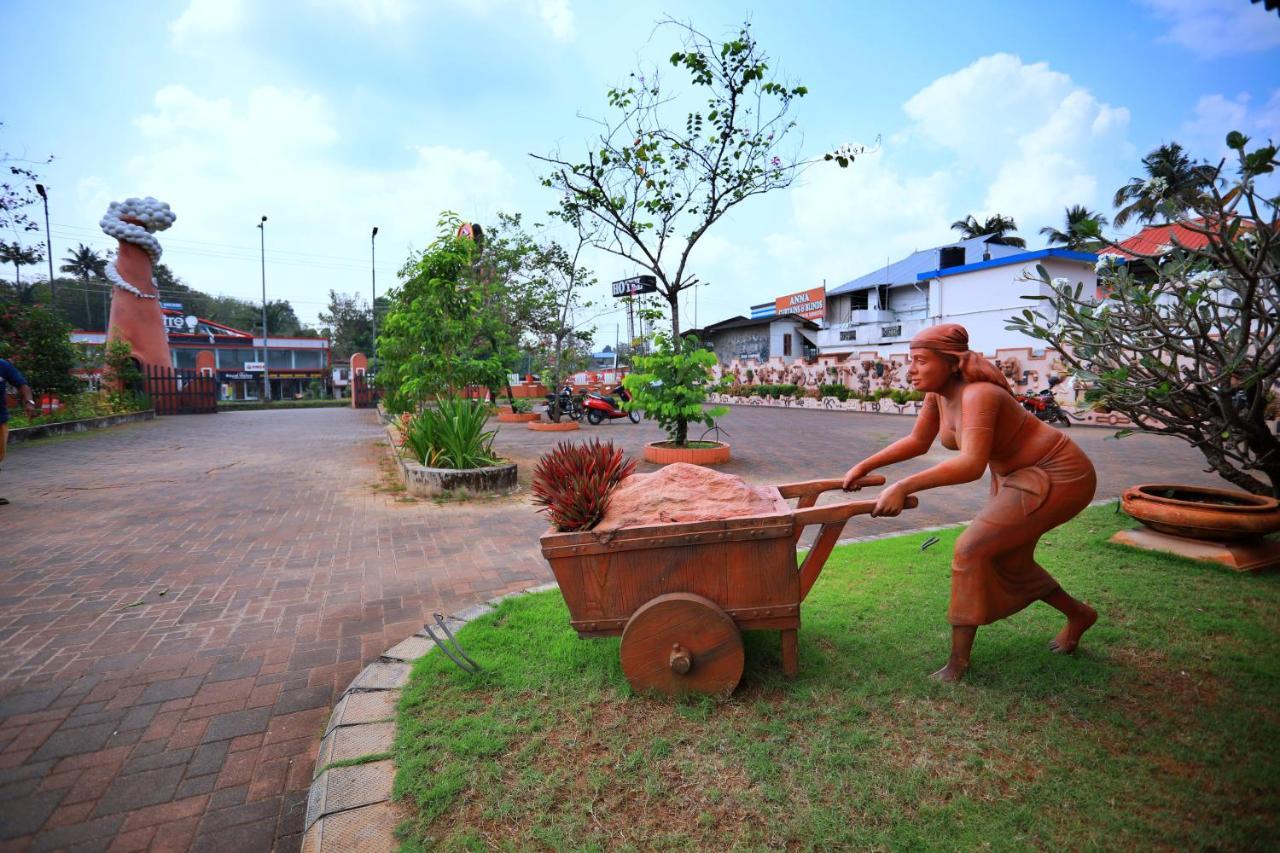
left=623, top=330, right=727, bottom=446
left=483, top=212, right=601, bottom=388
left=61, top=243, right=107, bottom=328
left=377, top=213, right=508, bottom=409
left=949, top=213, right=1027, bottom=248
left=0, top=294, right=79, bottom=399
left=1009, top=132, right=1279, bottom=496
left=318, top=289, right=375, bottom=360
left=535, top=20, right=859, bottom=339
left=1112, top=141, right=1217, bottom=228
left=1039, top=205, right=1109, bottom=251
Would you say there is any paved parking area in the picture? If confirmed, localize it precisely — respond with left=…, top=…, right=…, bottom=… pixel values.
left=0, top=405, right=1227, bottom=851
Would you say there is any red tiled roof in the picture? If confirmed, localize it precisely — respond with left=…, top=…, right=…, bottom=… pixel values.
left=1098, top=221, right=1212, bottom=259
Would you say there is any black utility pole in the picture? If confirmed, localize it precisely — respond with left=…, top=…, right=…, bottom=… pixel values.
left=370, top=226, right=378, bottom=372
left=258, top=216, right=270, bottom=401
left=35, top=184, right=55, bottom=301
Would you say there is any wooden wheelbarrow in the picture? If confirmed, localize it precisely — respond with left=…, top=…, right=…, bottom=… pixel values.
left=538, top=476, right=918, bottom=697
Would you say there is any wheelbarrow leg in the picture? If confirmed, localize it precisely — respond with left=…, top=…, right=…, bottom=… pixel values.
left=780, top=629, right=798, bottom=677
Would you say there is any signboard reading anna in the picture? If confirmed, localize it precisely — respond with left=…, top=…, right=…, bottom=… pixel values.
left=775, top=286, right=825, bottom=320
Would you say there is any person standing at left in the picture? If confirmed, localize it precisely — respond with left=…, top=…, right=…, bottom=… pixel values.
left=0, top=357, right=38, bottom=506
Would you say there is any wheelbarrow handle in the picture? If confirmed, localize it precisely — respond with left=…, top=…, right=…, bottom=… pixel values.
left=791, top=495, right=919, bottom=527
left=776, top=475, right=885, bottom=498
left=792, top=494, right=921, bottom=603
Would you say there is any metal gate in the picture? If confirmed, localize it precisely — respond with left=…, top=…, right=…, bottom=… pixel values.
left=352, top=374, right=380, bottom=409
left=144, top=365, right=218, bottom=415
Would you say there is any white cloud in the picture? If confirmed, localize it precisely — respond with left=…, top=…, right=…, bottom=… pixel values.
left=536, top=0, right=575, bottom=42
left=762, top=53, right=1133, bottom=296
left=309, top=0, right=411, bottom=26
left=1140, top=0, right=1280, bottom=58
left=765, top=154, right=955, bottom=293
left=170, top=0, right=246, bottom=46
left=102, top=85, right=516, bottom=323
left=902, top=54, right=1130, bottom=234
left=305, top=0, right=573, bottom=40
left=1179, top=89, right=1280, bottom=162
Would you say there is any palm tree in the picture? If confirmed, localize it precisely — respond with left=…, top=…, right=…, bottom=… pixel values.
left=61, top=243, right=108, bottom=330
left=949, top=213, right=1026, bottom=248
left=1112, top=142, right=1216, bottom=228
left=1040, top=205, right=1109, bottom=251
left=0, top=241, right=43, bottom=299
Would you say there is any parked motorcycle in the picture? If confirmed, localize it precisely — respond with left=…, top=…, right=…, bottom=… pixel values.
left=1015, top=376, right=1074, bottom=427
left=583, top=384, right=641, bottom=425
left=544, top=383, right=584, bottom=423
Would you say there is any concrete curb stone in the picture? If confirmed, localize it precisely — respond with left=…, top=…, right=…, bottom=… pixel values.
left=301, top=580, right=559, bottom=851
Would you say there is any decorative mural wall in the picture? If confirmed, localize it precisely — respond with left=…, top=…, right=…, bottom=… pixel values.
left=708, top=347, right=1136, bottom=428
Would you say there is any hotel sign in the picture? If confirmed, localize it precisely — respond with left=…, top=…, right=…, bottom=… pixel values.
left=611, top=275, right=658, bottom=298
left=775, top=286, right=825, bottom=320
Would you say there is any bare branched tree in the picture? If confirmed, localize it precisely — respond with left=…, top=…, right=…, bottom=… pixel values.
left=532, top=19, right=866, bottom=340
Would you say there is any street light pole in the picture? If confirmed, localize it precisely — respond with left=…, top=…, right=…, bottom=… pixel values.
left=370, top=226, right=378, bottom=373
left=35, top=184, right=55, bottom=302
left=258, top=215, right=270, bottom=401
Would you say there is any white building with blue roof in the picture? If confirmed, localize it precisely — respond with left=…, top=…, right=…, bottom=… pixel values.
left=816, top=236, right=1097, bottom=356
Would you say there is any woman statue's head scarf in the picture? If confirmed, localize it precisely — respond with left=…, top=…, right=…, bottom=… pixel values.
left=910, top=324, right=1014, bottom=395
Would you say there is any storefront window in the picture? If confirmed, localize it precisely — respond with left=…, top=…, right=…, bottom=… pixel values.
left=267, top=349, right=293, bottom=368
left=293, top=349, right=323, bottom=368
left=218, top=348, right=259, bottom=369
left=172, top=349, right=199, bottom=369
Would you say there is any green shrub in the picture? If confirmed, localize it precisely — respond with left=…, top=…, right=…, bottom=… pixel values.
left=8, top=390, right=148, bottom=428
left=403, top=397, right=502, bottom=469
left=510, top=398, right=533, bottom=414
left=623, top=333, right=726, bottom=446
left=819, top=383, right=850, bottom=402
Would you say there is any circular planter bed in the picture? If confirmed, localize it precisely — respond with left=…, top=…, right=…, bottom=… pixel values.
left=643, top=440, right=730, bottom=466
left=1121, top=484, right=1280, bottom=541
left=497, top=412, right=541, bottom=423
left=399, top=460, right=518, bottom=498
left=528, top=420, right=580, bottom=432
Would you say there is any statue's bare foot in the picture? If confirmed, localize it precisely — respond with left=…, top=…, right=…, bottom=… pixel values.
left=929, top=662, right=967, bottom=682
left=1049, top=604, right=1097, bottom=654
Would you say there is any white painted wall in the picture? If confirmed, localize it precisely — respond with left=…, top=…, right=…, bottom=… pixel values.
left=926, top=257, right=1096, bottom=355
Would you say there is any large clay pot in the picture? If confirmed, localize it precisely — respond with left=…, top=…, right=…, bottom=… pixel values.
left=528, top=420, right=580, bottom=432
left=497, top=411, right=540, bottom=423
left=1121, top=484, right=1280, bottom=541
left=643, top=441, right=731, bottom=466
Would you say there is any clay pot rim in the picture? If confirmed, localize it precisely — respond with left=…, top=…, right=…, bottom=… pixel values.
left=646, top=440, right=730, bottom=450
left=1126, top=484, right=1279, bottom=513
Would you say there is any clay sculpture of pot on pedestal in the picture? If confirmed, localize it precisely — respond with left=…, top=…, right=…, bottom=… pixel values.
left=1112, top=484, right=1280, bottom=572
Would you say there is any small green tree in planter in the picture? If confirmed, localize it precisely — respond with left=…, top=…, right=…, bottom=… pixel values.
left=623, top=332, right=730, bottom=465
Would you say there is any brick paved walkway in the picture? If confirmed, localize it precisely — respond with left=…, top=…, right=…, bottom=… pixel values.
left=0, top=410, right=550, bottom=852
left=0, top=406, right=1227, bottom=851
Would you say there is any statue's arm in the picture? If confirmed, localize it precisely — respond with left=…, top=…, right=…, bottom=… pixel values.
left=843, top=394, right=939, bottom=489
left=892, top=385, right=997, bottom=495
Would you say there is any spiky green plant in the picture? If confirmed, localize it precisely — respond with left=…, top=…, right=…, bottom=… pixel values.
left=403, top=397, right=501, bottom=469
left=531, top=439, right=637, bottom=532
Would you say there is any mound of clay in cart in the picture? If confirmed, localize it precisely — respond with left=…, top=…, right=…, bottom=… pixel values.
left=595, top=462, right=788, bottom=533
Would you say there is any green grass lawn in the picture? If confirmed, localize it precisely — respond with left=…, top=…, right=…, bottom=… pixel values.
left=394, top=504, right=1280, bottom=850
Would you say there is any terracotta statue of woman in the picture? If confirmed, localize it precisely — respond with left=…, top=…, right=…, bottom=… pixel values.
left=842, top=324, right=1098, bottom=681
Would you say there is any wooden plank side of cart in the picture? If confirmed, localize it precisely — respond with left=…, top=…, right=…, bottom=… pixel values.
left=541, top=511, right=799, bottom=636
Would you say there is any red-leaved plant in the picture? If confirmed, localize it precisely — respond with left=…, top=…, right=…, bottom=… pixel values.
left=532, top=439, right=637, bottom=532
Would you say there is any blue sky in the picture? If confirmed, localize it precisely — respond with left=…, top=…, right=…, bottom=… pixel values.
left=3, top=0, right=1278, bottom=334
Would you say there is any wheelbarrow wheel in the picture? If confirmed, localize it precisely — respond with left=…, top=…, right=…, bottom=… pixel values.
left=619, top=593, right=744, bottom=698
